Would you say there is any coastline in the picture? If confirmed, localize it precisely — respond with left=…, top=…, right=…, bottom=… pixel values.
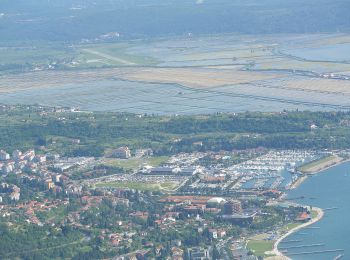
left=269, top=207, right=324, bottom=260
left=266, top=157, right=347, bottom=259
left=288, top=156, right=350, bottom=190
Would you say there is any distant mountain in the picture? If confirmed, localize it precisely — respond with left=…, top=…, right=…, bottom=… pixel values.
left=0, top=0, right=349, bottom=42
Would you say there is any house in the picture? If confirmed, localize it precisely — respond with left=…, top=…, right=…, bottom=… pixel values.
left=2, top=162, right=14, bottom=174
left=23, top=150, right=35, bottom=161
left=112, top=147, right=131, bottom=159
left=172, top=247, right=184, bottom=260
left=187, top=247, right=211, bottom=260
left=135, top=149, right=153, bottom=158
left=35, top=155, right=47, bottom=163
left=45, top=180, right=55, bottom=190
left=295, top=212, right=311, bottom=222
left=208, top=229, right=218, bottom=239
left=0, top=150, right=10, bottom=161
left=10, top=191, right=20, bottom=201
left=12, top=150, right=22, bottom=161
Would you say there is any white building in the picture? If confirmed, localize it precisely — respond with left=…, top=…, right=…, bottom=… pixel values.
left=23, top=150, right=35, bottom=161
left=12, top=150, right=22, bottom=161
left=0, top=150, right=10, bottom=161
left=112, top=147, right=131, bottom=159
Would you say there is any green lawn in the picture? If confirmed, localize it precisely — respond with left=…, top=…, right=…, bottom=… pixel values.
left=104, top=158, right=143, bottom=170
left=284, top=222, right=300, bottom=231
left=298, top=155, right=337, bottom=173
left=147, top=156, right=169, bottom=166
left=311, top=209, right=318, bottom=219
left=247, top=240, right=274, bottom=257
left=104, top=156, right=169, bottom=171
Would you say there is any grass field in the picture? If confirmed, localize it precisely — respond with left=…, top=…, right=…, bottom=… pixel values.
left=284, top=223, right=300, bottom=231
left=298, top=155, right=342, bottom=173
left=103, top=156, right=169, bottom=171
left=247, top=240, right=274, bottom=257
left=104, top=158, right=144, bottom=171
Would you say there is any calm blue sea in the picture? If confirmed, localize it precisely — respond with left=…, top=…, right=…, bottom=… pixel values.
left=281, top=161, right=350, bottom=260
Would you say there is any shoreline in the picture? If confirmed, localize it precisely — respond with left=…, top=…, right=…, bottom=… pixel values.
left=267, top=157, right=347, bottom=259
left=270, top=207, right=324, bottom=260
left=288, top=156, right=350, bottom=190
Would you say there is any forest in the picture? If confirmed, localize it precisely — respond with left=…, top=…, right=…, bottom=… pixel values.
left=0, top=106, right=350, bottom=157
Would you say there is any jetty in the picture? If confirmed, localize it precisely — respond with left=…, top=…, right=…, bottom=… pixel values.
left=324, top=207, right=338, bottom=211
left=288, top=249, right=344, bottom=256
left=279, top=243, right=325, bottom=250
left=279, top=239, right=301, bottom=243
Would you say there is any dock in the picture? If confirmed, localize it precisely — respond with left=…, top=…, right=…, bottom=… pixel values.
left=288, top=249, right=344, bottom=256
left=280, top=239, right=301, bottom=243
left=279, top=243, right=325, bottom=250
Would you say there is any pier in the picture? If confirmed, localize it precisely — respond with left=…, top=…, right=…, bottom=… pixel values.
left=279, top=243, right=325, bottom=250
left=305, top=226, right=320, bottom=229
left=324, top=207, right=338, bottom=211
left=287, top=249, right=344, bottom=256
left=280, top=239, right=301, bottom=243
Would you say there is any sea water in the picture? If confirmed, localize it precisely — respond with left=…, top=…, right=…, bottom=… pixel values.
left=280, top=161, right=350, bottom=260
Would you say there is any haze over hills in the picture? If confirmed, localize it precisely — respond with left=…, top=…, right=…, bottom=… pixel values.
left=1, top=0, right=350, bottom=41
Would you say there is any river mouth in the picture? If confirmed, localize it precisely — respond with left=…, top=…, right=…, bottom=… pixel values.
left=280, top=161, right=350, bottom=260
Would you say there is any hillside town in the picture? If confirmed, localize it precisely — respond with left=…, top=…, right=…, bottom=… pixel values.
left=0, top=142, right=337, bottom=259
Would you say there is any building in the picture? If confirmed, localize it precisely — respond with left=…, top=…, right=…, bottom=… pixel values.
left=147, top=166, right=200, bottom=176
left=187, top=247, right=211, bottom=260
left=46, top=180, right=55, bottom=190
left=23, top=150, right=35, bottom=161
left=2, top=163, right=14, bottom=174
left=172, top=247, right=184, bottom=260
left=12, top=150, right=22, bottom=161
left=112, top=147, right=131, bottom=159
left=295, top=212, right=311, bottom=222
left=35, top=155, right=47, bottom=163
left=208, top=229, right=218, bottom=239
left=223, top=200, right=242, bottom=215
left=207, top=197, right=226, bottom=207
left=179, top=167, right=202, bottom=176
left=0, top=150, right=10, bottom=161
left=149, top=167, right=175, bottom=175
left=135, top=149, right=153, bottom=158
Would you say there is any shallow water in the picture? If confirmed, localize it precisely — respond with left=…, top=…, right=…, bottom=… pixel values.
left=0, top=79, right=348, bottom=114
left=285, top=43, right=350, bottom=62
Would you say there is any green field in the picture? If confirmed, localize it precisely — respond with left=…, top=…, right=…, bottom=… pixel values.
left=0, top=41, right=157, bottom=75
left=298, top=155, right=338, bottom=173
left=104, top=156, right=169, bottom=171
left=247, top=240, right=274, bottom=257
left=284, top=222, right=300, bottom=231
